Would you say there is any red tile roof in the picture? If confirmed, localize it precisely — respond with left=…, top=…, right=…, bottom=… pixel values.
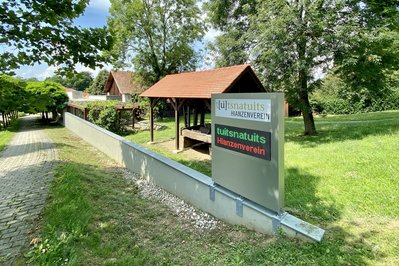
left=140, top=64, right=263, bottom=99
left=104, top=71, right=143, bottom=94
left=63, top=87, right=75, bottom=92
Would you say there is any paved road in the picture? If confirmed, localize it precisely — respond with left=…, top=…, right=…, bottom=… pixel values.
left=0, top=115, right=57, bottom=265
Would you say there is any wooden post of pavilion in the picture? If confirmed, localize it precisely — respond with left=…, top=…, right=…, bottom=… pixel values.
left=171, top=98, right=180, bottom=151
left=193, top=108, right=198, bottom=126
left=149, top=98, right=155, bottom=143
left=187, top=106, right=190, bottom=127
left=131, top=108, right=135, bottom=129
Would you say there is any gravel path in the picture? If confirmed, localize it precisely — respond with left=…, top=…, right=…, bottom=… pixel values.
left=122, top=169, right=224, bottom=231
left=0, top=115, right=58, bottom=265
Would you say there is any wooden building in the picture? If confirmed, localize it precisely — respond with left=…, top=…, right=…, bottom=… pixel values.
left=103, top=71, right=143, bottom=102
left=140, top=64, right=268, bottom=150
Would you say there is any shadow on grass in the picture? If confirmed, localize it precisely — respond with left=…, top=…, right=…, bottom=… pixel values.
left=280, top=167, right=383, bottom=264
left=284, top=167, right=341, bottom=224
left=0, top=142, right=71, bottom=159
left=285, top=118, right=399, bottom=147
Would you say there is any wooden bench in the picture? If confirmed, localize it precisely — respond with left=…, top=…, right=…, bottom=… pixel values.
left=181, top=125, right=212, bottom=152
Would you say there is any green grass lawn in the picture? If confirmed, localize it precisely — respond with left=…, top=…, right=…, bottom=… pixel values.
left=22, top=110, right=399, bottom=265
left=0, top=119, right=20, bottom=152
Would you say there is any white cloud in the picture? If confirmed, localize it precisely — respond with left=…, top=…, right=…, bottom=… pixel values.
left=37, top=65, right=58, bottom=80
left=89, top=0, right=111, bottom=11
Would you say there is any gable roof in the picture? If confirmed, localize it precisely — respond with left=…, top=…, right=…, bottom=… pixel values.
left=103, top=71, right=142, bottom=94
left=140, top=64, right=265, bottom=99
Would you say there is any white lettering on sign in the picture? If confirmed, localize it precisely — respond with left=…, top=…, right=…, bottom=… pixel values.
left=215, top=99, right=271, bottom=122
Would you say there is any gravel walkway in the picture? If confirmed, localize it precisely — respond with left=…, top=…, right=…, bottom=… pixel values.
left=122, top=169, right=224, bottom=231
left=0, top=115, right=58, bottom=265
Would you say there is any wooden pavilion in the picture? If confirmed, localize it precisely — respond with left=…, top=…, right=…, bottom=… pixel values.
left=140, top=64, right=267, bottom=150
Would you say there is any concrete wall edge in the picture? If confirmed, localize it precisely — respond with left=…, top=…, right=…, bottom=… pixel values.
left=63, top=112, right=325, bottom=242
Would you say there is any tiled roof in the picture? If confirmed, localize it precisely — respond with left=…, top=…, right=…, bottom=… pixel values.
left=63, top=87, right=75, bottom=92
left=140, top=64, right=262, bottom=99
left=104, top=71, right=142, bottom=94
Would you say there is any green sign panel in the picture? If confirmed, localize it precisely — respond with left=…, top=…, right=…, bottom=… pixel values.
left=215, top=124, right=271, bottom=160
left=211, top=93, right=284, bottom=213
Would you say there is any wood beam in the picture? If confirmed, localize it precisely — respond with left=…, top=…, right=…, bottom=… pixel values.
left=149, top=98, right=155, bottom=143
left=193, top=109, right=198, bottom=126
left=203, top=99, right=211, bottom=111
left=173, top=98, right=180, bottom=150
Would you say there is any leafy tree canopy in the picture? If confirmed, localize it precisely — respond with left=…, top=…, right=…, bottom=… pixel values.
left=0, top=75, right=27, bottom=113
left=108, top=0, right=206, bottom=85
left=206, top=0, right=399, bottom=135
left=334, top=1, right=399, bottom=100
left=86, top=69, right=109, bottom=95
left=0, top=0, right=113, bottom=74
left=205, top=0, right=257, bottom=66
left=45, top=71, right=93, bottom=91
left=25, top=81, right=68, bottom=114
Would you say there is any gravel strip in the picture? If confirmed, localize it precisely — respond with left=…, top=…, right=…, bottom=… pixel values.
left=122, top=169, right=224, bottom=231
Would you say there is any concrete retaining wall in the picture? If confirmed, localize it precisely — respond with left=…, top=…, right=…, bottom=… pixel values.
left=64, top=112, right=324, bottom=242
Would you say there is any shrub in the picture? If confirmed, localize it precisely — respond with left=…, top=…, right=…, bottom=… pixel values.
left=81, top=101, right=134, bottom=134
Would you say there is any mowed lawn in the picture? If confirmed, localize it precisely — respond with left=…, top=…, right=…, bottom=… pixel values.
left=0, top=119, right=20, bottom=152
left=126, top=110, right=399, bottom=264
left=23, top=110, right=399, bottom=265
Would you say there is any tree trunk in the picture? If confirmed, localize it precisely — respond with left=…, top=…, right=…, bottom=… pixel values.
left=297, top=20, right=317, bottom=136
left=52, top=110, right=58, bottom=121
left=1, top=113, right=4, bottom=130
left=299, top=92, right=316, bottom=135
left=5, top=113, right=9, bottom=127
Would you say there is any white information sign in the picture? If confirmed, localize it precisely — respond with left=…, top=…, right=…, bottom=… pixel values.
left=215, top=98, right=271, bottom=123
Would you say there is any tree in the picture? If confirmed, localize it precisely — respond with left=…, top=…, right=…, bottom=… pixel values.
left=207, top=0, right=399, bottom=135
left=252, top=0, right=345, bottom=135
left=208, top=0, right=342, bottom=135
left=86, top=69, right=109, bottom=95
left=65, top=71, right=93, bottom=91
left=205, top=0, right=257, bottom=67
left=0, top=75, right=26, bottom=128
left=45, top=71, right=93, bottom=91
left=0, top=0, right=113, bottom=74
left=334, top=1, right=399, bottom=108
left=108, top=0, right=205, bottom=85
left=25, top=81, right=68, bottom=121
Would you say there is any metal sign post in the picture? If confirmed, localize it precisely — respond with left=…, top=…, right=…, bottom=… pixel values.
left=211, top=93, right=285, bottom=213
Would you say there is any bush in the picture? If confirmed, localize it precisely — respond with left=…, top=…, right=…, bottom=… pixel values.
left=311, top=72, right=399, bottom=115
left=81, top=101, right=134, bottom=134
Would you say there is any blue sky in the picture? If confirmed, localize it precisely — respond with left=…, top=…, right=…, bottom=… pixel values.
left=14, top=0, right=216, bottom=80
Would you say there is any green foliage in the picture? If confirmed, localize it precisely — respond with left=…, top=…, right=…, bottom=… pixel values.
left=205, top=0, right=257, bottom=66
left=25, top=81, right=69, bottom=115
left=83, top=101, right=133, bottom=133
left=311, top=73, right=399, bottom=114
left=335, top=27, right=399, bottom=100
left=86, top=69, right=109, bottom=95
left=207, top=0, right=344, bottom=135
left=45, top=71, right=93, bottom=91
left=0, top=75, right=27, bottom=128
left=0, top=0, right=113, bottom=74
left=108, top=0, right=205, bottom=85
left=206, top=0, right=399, bottom=134
left=0, top=75, right=27, bottom=114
